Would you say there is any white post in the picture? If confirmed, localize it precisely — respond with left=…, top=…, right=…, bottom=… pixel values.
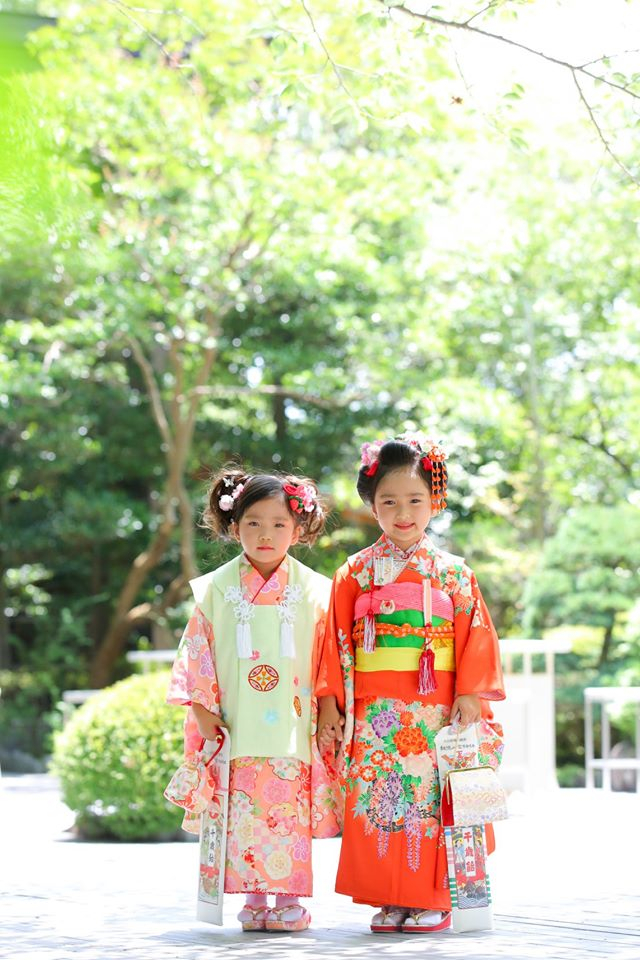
left=636, top=706, right=640, bottom=793
left=584, top=695, right=594, bottom=789
left=601, top=704, right=612, bottom=792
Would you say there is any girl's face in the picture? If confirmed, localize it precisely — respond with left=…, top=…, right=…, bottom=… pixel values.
left=372, top=467, right=432, bottom=549
left=231, top=495, right=300, bottom=578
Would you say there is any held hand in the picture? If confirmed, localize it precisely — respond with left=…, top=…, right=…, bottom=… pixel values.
left=318, top=717, right=345, bottom=753
left=192, top=702, right=228, bottom=741
left=316, top=696, right=345, bottom=753
left=451, top=694, right=481, bottom=728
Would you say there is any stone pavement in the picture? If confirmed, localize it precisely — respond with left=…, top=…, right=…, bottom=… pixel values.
left=1, top=774, right=639, bottom=960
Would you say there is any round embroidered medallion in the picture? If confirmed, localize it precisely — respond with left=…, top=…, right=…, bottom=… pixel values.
left=247, top=663, right=279, bottom=692
left=293, top=695, right=302, bottom=717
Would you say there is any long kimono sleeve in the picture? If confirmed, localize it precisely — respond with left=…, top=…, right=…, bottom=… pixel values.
left=167, top=606, right=221, bottom=716
left=314, top=563, right=358, bottom=714
left=452, top=567, right=505, bottom=702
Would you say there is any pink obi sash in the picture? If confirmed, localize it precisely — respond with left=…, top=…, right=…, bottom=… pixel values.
left=353, top=582, right=454, bottom=623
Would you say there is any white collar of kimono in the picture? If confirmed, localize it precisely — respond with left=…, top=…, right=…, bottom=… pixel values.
left=377, top=532, right=431, bottom=562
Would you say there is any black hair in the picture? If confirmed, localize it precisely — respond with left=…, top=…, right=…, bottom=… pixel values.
left=203, top=465, right=326, bottom=545
left=356, top=439, right=435, bottom=505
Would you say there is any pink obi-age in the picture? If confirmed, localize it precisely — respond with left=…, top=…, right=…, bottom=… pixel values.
left=353, top=582, right=454, bottom=623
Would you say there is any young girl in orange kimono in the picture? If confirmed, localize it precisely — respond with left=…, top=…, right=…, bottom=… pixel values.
left=316, top=433, right=505, bottom=933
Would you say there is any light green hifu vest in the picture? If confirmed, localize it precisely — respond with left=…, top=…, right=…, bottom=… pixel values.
left=190, top=555, right=330, bottom=764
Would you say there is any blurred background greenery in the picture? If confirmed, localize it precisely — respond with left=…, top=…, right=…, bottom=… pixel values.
left=1, top=0, right=639, bottom=784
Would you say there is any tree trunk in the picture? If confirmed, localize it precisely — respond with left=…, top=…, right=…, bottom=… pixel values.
left=89, top=521, right=175, bottom=687
left=272, top=377, right=287, bottom=447
left=88, top=545, right=109, bottom=650
left=88, top=360, right=201, bottom=685
left=88, top=306, right=221, bottom=687
left=0, top=564, right=9, bottom=670
left=598, top=618, right=615, bottom=668
left=0, top=496, right=9, bottom=669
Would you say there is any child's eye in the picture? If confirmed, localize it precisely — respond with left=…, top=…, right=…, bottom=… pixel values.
left=247, top=521, right=259, bottom=527
left=411, top=498, right=424, bottom=503
left=275, top=523, right=285, bottom=528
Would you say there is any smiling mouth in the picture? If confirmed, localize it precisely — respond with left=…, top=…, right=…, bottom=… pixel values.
left=395, top=523, right=414, bottom=529
left=257, top=546, right=273, bottom=550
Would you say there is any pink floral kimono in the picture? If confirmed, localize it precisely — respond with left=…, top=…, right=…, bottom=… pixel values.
left=167, top=554, right=340, bottom=896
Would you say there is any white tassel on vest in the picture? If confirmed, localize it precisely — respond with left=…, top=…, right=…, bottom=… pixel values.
left=279, top=620, right=295, bottom=658
left=236, top=621, right=253, bottom=659
left=224, top=586, right=255, bottom=659
left=277, top=583, right=303, bottom=659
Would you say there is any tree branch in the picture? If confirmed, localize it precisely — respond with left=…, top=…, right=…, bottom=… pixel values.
left=191, top=382, right=352, bottom=410
left=105, top=0, right=174, bottom=60
left=104, top=0, right=204, bottom=98
left=579, top=47, right=640, bottom=70
left=464, top=2, right=501, bottom=28
left=127, top=335, right=173, bottom=448
left=571, top=71, right=639, bottom=185
left=379, top=2, right=638, bottom=181
left=168, top=333, right=184, bottom=430
left=300, top=0, right=376, bottom=118
left=568, top=432, right=634, bottom=479
left=384, top=3, right=640, bottom=102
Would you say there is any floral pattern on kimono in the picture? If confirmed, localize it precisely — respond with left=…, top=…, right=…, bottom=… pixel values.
left=167, top=553, right=340, bottom=892
left=315, top=534, right=505, bottom=910
left=348, top=698, right=452, bottom=870
left=225, top=757, right=312, bottom=895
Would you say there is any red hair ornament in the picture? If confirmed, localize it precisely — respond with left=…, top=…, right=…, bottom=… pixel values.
left=282, top=482, right=315, bottom=514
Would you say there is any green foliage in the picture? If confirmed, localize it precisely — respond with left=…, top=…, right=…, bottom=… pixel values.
left=52, top=672, right=185, bottom=840
left=2, top=0, right=640, bottom=776
left=524, top=505, right=640, bottom=664
left=0, top=667, right=60, bottom=760
left=556, top=764, right=585, bottom=789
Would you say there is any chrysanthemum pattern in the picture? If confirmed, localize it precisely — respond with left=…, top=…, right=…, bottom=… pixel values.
left=224, top=756, right=312, bottom=895
left=347, top=697, right=451, bottom=872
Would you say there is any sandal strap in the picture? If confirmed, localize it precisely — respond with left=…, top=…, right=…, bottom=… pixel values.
left=239, top=904, right=268, bottom=919
left=408, top=909, right=448, bottom=921
left=268, top=905, right=305, bottom=919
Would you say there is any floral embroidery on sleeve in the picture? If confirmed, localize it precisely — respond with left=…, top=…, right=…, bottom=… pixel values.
left=167, top=606, right=220, bottom=715
left=446, top=565, right=474, bottom=616
left=471, top=598, right=488, bottom=629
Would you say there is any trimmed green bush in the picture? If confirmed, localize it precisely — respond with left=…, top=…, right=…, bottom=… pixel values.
left=52, top=671, right=185, bottom=841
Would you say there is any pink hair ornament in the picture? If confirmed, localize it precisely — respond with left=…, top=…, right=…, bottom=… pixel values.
left=219, top=481, right=244, bottom=512
left=360, top=440, right=384, bottom=475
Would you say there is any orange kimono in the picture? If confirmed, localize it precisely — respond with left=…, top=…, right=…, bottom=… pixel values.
left=316, top=534, right=505, bottom=911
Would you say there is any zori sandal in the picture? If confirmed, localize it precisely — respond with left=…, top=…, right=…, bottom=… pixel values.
left=265, top=904, right=311, bottom=932
left=237, top=904, right=269, bottom=932
left=402, top=909, right=452, bottom=933
left=370, top=906, right=410, bottom=933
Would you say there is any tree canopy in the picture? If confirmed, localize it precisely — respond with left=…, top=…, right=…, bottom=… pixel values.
left=1, top=0, right=639, bottom=765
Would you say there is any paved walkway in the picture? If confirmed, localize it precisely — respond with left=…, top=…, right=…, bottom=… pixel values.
left=1, top=775, right=638, bottom=959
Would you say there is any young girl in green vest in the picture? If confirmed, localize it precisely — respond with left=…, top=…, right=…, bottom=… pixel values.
left=167, top=467, right=339, bottom=933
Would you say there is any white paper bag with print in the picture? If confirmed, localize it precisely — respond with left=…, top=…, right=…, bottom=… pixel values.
left=196, top=732, right=230, bottom=925
left=435, top=723, right=493, bottom=933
